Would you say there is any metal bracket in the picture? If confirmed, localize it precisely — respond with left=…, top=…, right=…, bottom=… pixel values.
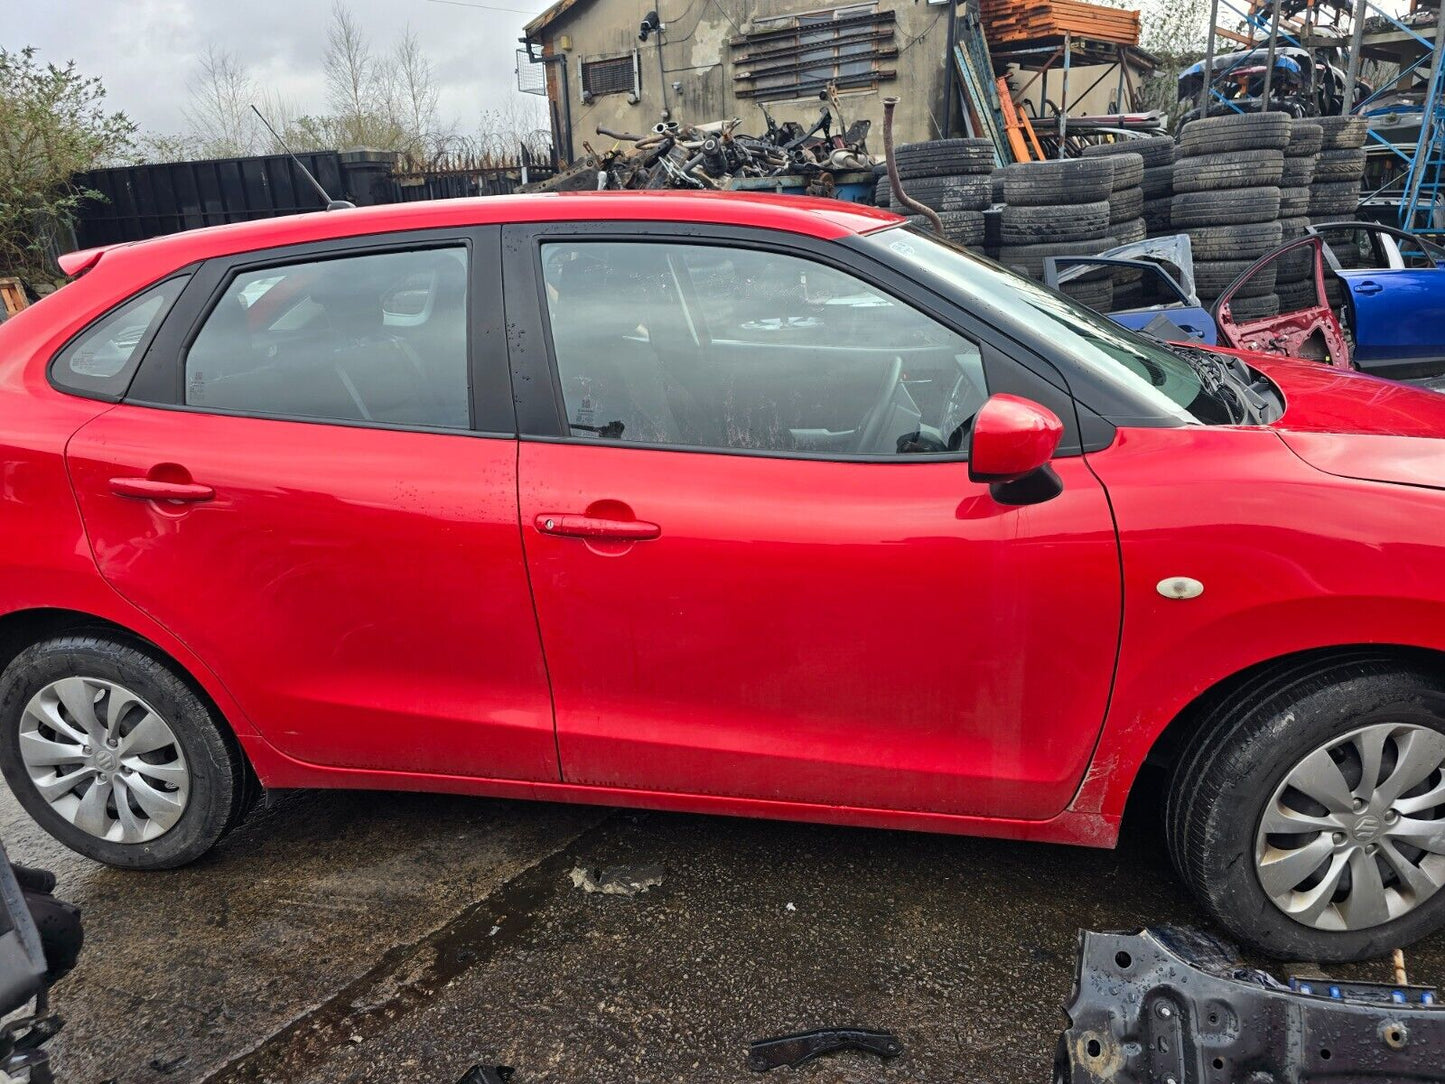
left=747, top=1027, right=903, bottom=1072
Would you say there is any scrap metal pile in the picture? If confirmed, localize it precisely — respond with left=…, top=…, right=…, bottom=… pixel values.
left=527, top=99, right=872, bottom=195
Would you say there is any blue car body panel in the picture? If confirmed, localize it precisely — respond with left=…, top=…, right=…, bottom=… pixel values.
left=1110, top=305, right=1218, bottom=344
left=1338, top=267, right=1445, bottom=368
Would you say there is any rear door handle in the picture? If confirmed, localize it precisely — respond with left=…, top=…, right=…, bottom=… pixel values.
left=1355, top=280, right=1383, bottom=295
left=535, top=513, right=661, bottom=541
left=109, top=477, right=215, bottom=502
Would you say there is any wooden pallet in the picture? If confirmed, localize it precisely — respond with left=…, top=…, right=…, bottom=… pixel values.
left=981, top=0, right=1140, bottom=46
left=0, top=278, right=27, bottom=318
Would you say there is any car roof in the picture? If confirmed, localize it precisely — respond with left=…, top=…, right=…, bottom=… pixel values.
left=79, top=192, right=904, bottom=282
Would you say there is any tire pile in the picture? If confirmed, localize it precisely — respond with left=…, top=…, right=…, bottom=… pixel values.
left=1309, top=116, right=1368, bottom=231
left=874, top=138, right=993, bottom=248
left=994, top=157, right=1118, bottom=308
left=1275, top=119, right=1323, bottom=313
left=1172, top=112, right=1292, bottom=321
left=1082, top=136, right=1176, bottom=238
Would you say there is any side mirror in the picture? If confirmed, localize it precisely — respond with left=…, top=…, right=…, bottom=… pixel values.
left=968, top=394, right=1064, bottom=505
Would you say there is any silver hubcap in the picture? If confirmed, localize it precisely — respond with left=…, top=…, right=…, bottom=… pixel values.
left=1255, top=723, right=1445, bottom=931
left=18, top=677, right=189, bottom=844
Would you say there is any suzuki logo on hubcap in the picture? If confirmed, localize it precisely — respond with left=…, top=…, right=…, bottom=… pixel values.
left=1354, top=814, right=1384, bottom=844
left=94, top=749, right=117, bottom=774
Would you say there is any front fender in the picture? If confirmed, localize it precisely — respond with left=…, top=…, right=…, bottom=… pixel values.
left=1076, top=424, right=1445, bottom=817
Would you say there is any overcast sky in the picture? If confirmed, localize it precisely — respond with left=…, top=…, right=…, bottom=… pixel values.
left=8, top=0, right=556, bottom=140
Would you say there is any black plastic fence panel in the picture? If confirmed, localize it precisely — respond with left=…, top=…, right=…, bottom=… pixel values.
left=73, top=154, right=346, bottom=247
left=72, top=152, right=557, bottom=249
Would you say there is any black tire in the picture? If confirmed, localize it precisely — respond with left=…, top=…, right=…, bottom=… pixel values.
left=1178, top=111, right=1291, bottom=157
left=1141, top=164, right=1173, bottom=198
left=1059, top=277, right=1114, bottom=311
left=1219, top=291, right=1280, bottom=320
left=1318, top=115, right=1369, bottom=151
left=1277, top=275, right=1324, bottom=312
left=1001, top=159, right=1115, bottom=206
left=1310, top=179, right=1361, bottom=215
left=1194, top=258, right=1276, bottom=296
left=990, top=168, right=1006, bottom=204
left=1281, top=155, right=1317, bottom=187
left=1104, top=152, right=1145, bottom=190
left=894, top=138, right=996, bottom=180
left=897, top=173, right=993, bottom=212
left=0, top=635, right=246, bottom=870
left=873, top=177, right=891, bottom=207
left=905, top=210, right=986, bottom=247
left=1172, top=185, right=1281, bottom=227
left=1108, top=186, right=1144, bottom=223
left=994, top=235, right=1119, bottom=279
left=1278, top=214, right=1311, bottom=239
left=1081, top=135, right=1175, bottom=168
left=1112, top=216, right=1147, bottom=245
left=1186, top=220, right=1283, bottom=260
left=999, top=200, right=1111, bottom=244
left=1173, top=150, right=1285, bottom=193
left=1314, top=147, right=1367, bottom=181
left=1142, top=196, right=1171, bottom=234
left=1278, top=186, right=1310, bottom=217
left=1287, top=120, right=1324, bottom=158
left=1167, top=660, right=1445, bottom=961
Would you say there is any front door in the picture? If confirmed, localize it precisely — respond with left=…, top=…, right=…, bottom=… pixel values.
left=65, top=231, right=558, bottom=781
left=506, top=228, right=1121, bottom=820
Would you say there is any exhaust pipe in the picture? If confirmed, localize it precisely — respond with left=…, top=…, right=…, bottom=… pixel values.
left=883, top=97, right=944, bottom=237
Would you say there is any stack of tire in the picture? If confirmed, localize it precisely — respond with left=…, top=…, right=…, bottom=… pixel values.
left=994, top=157, right=1117, bottom=310
left=1172, top=111, right=1291, bottom=321
left=1309, top=116, right=1369, bottom=229
left=1081, top=136, right=1176, bottom=237
left=1275, top=119, right=1323, bottom=313
left=874, top=138, right=995, bottom=248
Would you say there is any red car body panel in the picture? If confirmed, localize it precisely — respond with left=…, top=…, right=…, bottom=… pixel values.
left=65, top=407, right=558, bottom=780
left=518, top=442, right=1121, bottom=821
left=5, top=193, right=1445, bottom=853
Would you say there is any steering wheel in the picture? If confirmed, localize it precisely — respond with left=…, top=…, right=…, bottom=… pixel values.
left=853, top=355, right=904, bottom=454
left=938, top=370, right=987, bottom=451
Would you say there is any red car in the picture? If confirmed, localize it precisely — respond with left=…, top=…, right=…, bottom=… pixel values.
left=2, top=193, right=1444, bottom=962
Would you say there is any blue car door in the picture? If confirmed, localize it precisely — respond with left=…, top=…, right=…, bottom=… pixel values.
left=1332, top=227, right=1445, bottom=372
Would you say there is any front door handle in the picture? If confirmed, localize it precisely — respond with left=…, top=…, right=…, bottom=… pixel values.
left=535, top=513, right=661, bottom=541
left=1355, top=280, right=1383, bottom=295
left=109, top=477, right=215, bottom=502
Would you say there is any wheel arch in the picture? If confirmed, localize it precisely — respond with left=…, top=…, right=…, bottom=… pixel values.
left=1129, top=642, right=1445, bottom=811
left=0, top=606, right=259, bottom=793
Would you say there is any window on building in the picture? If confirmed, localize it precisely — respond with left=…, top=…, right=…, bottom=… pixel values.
left=580, top=52, right=639, bottom=101
left=731, top=5, right=896, bottom=101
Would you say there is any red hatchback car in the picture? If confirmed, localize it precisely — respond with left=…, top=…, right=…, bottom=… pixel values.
left=2, top=192, right=1445, bottom=961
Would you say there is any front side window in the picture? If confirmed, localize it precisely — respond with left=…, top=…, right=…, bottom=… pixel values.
left=185, top=246, right=470, bottom=429
left=540, top=241, right=988, bottom=457
left=52, top=278, right=187, bottom=399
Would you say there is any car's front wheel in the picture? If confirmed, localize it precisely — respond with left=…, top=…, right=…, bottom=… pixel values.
left=1168, top=658, right=1445, bottom=961
left=0, top=634, right=247, bottom=869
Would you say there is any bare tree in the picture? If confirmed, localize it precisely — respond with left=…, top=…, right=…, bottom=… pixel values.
left=183, top=45, right=259, bottom=157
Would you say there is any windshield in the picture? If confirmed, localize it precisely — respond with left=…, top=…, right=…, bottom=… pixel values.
left=861, top=226, right=1214, bottom=424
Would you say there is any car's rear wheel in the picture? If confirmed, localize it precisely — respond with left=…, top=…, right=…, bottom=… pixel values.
left=1168, top=660, right=1445, bottom=961
left=0, top=635, right=246, bottom=869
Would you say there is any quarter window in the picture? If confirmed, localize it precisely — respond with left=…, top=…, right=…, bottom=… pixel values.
left=540, top=241, right=987, bottom=456
left=51, top=278, right=187, bottom=400
left=184, top=246, right=470, bottom=429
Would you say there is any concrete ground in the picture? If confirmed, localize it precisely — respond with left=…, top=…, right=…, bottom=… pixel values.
left=3, top=777, right=1442, bottom=1084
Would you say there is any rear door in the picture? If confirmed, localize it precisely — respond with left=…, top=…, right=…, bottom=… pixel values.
left=502, top=223, right=1123, bottom=821
left=1313, top=223, right=1445, bottom=372
left=63, top=228, right=558, bottom=780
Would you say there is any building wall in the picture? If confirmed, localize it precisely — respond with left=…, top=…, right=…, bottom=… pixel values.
left=534, top=0, right=958, bottom=162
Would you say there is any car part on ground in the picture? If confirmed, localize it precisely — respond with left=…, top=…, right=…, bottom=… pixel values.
left=1043, top=236, right=1217, bottom=344
left=456, top=1067, right=514, bottom=1084
left=1057, top=927, right=1444, bottom=1083
left=746, top=1028, right=903, bottom=1072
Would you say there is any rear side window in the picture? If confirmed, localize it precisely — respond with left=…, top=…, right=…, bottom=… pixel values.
left=51, top=278, right=187, bottom=400
left=183, top=246, right=470, bottom=429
